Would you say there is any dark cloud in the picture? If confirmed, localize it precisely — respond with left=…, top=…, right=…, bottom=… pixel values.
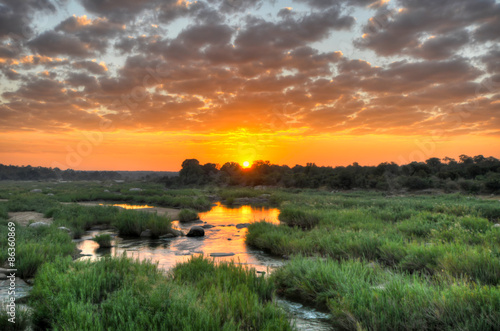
left=78, top=0, right=158, bottom=23
left=355, top=0, right=500, bottom=57
left=293, top=0, right=381, bottom=8
left=481, top=48, right=500, bottom=73
left=72, top=60, right=108, bottom=74
left=0, top=0, right=499, bottom=137
left=0, top=0, right=57, bottom=39
left=412, top=30, right=470, bottom=60
left=28, top=31, right=95, bottom=57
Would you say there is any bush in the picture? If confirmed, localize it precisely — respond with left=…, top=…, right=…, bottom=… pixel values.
left=178, top=209, right=199, bottom=222
left=278, top=208, right=320, bottom=229
left=92, top=234, right=112, bottom=248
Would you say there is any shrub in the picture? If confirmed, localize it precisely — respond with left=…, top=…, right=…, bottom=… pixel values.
left=278, top=208, right=320, bottom=229
left=178, top=209, right=199, bottom=222
left=92, top=234, right=112, bottom=248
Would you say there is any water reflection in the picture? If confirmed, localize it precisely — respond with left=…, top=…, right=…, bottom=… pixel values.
left=77, top=202, right=283, bottom=273
left=98, top=203, right=155, bottom=209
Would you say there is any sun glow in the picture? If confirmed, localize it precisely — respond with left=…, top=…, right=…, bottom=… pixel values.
left=242, top=161, right=250, bottom=168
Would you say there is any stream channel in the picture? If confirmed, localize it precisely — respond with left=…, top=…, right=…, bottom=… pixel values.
left=76, top=202, right=333, bottom=330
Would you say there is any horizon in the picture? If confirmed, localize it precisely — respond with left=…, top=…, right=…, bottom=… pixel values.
left=1, top=0, right=500, bottom=171
left=2, top=152, right=496, bottom=172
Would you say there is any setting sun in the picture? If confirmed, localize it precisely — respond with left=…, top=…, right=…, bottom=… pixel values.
left=242, top=161, right=250, bottom=168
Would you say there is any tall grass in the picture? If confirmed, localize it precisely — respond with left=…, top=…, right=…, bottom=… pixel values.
left=273, top=257, right=500, bottom=331
left=0, top=222, right=76, bottom=279
left=178, top=209, right=199, bottom=222
left=30, top=255, right=292, bottom=330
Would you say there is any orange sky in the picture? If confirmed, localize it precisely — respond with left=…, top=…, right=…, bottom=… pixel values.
left=2, top=130, right=499, bottom=170
left=1, top=1, right=499, bottom=171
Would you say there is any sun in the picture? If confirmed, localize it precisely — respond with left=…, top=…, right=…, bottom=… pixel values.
left=242, top=161, right=250, bottom=168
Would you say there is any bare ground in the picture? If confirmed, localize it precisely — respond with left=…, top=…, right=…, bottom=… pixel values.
left=8, top=212, right=53, bottom=226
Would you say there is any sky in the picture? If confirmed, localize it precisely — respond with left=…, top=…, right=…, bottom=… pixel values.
left=0, top=0, right=499, bottom=171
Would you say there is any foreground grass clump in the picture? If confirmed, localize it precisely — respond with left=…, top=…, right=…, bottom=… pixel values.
left=247, top=191, right=500, bottom=329
left=278, top=207, right=320, bottom=230
left=30, top=255, right=292, bottom=330
left=273, top=257, right=499, bottom=331
left=0, top=222, right=76, bottom=279
left=178, top=209, right=199, bottom=222
left=92, top=234, right=112, bottom=248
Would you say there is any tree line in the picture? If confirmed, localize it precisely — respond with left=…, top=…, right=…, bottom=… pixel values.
left=165, top=155, right=500, bottom=193
left=0, top=164, right=122, bottom=181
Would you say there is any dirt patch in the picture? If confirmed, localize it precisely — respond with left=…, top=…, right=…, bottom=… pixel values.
left=138, top=206, right=181, bottom=219
left=8, top=212, right=53, bottom=226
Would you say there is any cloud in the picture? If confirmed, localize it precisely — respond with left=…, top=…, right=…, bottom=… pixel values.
left=0, top=0, right=57, bottom=40
left=355, top=0, right=500, bottom=57
left=28, top=31, right=95, bottom=57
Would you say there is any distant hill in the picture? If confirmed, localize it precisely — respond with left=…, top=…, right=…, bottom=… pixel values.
left=0, top=164, right=178, bottom=181
left=116, top=171, right=178, bottom=180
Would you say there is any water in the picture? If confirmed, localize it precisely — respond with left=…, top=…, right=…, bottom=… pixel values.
left=76, top=202, right=333, bottom=330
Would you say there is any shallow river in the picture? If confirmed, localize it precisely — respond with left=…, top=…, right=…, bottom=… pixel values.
left=76, top=202, right=333, bottom=330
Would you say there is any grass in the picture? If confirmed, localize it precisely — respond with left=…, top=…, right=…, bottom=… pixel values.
left=92, top=234, right=112, bottom=248
left=0, top=307, right=32, bottom=331
left=178, top=209, right=199, bottom=222
left=278, top=207, right=320, bottom=230
left=272, top=257, right=499, bottom=331
left=0, top=221, right=77, bottom=279
left=246, top=190, right=500, bottom=329
left=30, top=255, right=292, bottom=330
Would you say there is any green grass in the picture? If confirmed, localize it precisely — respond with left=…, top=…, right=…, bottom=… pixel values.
left=30, top=255, right=292, bottom=330
left=92, top=234, right=112, bottom=248
left=247, top=190, right=500, bottom=329
left=0, top=307, right=32, bottom=331
left=272, top=257, right=499, bottom=331
left=0, top=221, right=76, bottom=279
left=178, top=209, right=199, bottom=222
left=278, top=208, right=320, bottom=230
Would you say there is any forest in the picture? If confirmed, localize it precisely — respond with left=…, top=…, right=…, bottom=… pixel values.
left=167, top=155, right=500, bottom=193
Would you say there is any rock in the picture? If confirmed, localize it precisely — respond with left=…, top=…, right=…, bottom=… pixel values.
left=160, top=233, right=175, bottom=239
left=0, top=274, right=7, bottom=280
left=175, top=250, right=191, bottom=256
left=171, top=229, right=184, bottom=236
left=227, top=238, right=232, bottom=241
left=104, top=189, right=110, bottom=193
left=186, top=226, right=205, bottom=237
left=29, top=222, right=49, bottom=228
left=494, top=224, right=500, bottom=228
left=58, top=226, right=71, bottom=233
left=47, top=193, right=54, bottom=196
left=210, top=252, right=235, bottom=257
left=235, top=223, right=250, bottom=229
left=140, top=229, right=152, bottom=237
left=129, top=188, right=142, bottom=192
left=202, top=224, right=215, bottom=229
left=30, top=189, right=42, bottom=193
left=256, top=271, right=266, bottom=275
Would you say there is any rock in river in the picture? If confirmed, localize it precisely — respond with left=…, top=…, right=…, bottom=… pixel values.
left=29, top=222, right=49, bottom=228
left=235, top=223, right=250, bottom=229
left=186, top=226, right=205, bottom=237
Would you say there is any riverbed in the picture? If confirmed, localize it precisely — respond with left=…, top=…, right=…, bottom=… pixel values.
left=75, top=202, right=333, bottom=330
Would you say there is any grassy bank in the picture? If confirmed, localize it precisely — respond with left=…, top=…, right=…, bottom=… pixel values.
left=246, top=191, right=500, bottom=329
left=30, top=255, right=292, bottom=330
left=0, top=221, right=76, bottom=279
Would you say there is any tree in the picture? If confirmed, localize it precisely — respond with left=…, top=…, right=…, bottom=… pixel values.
left=179, top=159, right=205, bottom=185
